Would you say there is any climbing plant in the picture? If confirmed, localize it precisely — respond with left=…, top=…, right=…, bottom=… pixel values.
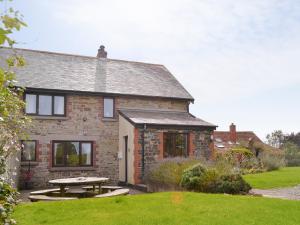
left=0, top=1, right=28, bottom=224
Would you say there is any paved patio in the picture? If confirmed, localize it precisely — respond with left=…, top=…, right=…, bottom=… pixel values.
left=250, top=185, right=300, bottom=200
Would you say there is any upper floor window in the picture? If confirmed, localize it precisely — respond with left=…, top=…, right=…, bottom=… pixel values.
left=103, top=97, right=114, bottom=118
left=21, top=140, right=36, bottom=161
left=163, top=133, right=188, bottom=158
left=25, top=93, right=65, bottom=116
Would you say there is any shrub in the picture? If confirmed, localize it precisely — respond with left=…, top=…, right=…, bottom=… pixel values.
left=259, top=151, right=285, bottom=171
left=196, top=168, right=220, bottom=192
left=0, top=178, right=18, bottom=225
left=180, top=163, right=207, bottom=191
left=214, top=153, right=235, bottom=173
left=224, top=147, right=254, bottom=167
left=215, top=146, right=264, bottom=175
left=216, top=142, right=287, bottom=173
left=283, top=142, right=300, bottom=167
left=285, top=157, right=300, bottom=167
left=180, top=163, right=251, bottom=194
left=145, top=158, right=199, bottom=191
left=215, top=174, right=251, bottom=194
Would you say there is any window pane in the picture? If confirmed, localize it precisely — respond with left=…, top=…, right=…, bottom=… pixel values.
left=25, top=94, right=36, bottom=114
left=163, top=133, right=187, bottom=158
left=163, top=134, right=173, bottom=158
left=39, top=95, right=52, bottom=115
left=175, top=134, right=187, bottom=157
left=54, top=143, right=64, bottom=166
left=21, top=141, right=36, bottom=161
left=81, top=143, right=92, bottom=165
left=53, top=141, right=93, bottom=167
left=54, top=96, right=65, bottom=115
left=104, top=98, right=114, bottom=118
left=66, top=142, right=80, bottom=166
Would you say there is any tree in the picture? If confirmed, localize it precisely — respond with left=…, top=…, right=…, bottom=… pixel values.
left=284, top=132, right=300, bottom=148
left=266, top=130, right=285, bottom=149
left=283, top=142, right=300, bottom=166
left=0, top=1, right=27, bottom=224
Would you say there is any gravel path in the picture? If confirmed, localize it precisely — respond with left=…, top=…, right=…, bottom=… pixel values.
left=250, top=185, right=300, bottom=200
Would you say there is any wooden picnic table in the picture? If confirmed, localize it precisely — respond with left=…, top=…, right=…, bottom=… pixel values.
left=48, top=177, right=109, bottom=196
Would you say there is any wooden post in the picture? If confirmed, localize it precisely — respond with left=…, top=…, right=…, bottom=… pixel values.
left=98, top=183, right=102, bottom=194
left=60, top=185, right=65, bottom=197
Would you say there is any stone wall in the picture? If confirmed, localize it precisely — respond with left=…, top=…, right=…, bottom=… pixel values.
left=133, top=127, right=214, bottom=184
left=193, top=131, right=214, bottom=159
left=20, top=94, right=189, bottom=188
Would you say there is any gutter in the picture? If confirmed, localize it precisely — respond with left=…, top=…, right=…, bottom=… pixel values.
left=22, top=87, right=194, bottom=102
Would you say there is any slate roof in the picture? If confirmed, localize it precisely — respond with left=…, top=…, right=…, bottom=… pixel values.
left=0, top=47, right=194, bottom=100
left=119, top=109, right=217, bottom=128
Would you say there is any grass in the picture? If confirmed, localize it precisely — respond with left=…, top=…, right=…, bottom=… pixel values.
left=243, top=167, right=300, bottom=189
left=14, top=192, right=300, bottom=225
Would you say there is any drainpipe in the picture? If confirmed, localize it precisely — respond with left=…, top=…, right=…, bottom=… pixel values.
left=141, top=124, right=146, bottom=180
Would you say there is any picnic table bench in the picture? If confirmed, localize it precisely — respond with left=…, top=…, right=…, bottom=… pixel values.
left=29, top=195, right=78, bottom=202
left=82, top=185, right=123, bottom=192
left=30, top=188, right=69, bottom=195
left=94, top=189, right=130, bottom=198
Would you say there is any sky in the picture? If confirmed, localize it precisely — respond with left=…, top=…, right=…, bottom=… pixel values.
left=6, top=0, right=300, bottom=140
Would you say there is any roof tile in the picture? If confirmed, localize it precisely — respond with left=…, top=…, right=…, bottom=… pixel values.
left=0, top=48, right=194, bottom=100
left=119, top=109, right=216, bottom=127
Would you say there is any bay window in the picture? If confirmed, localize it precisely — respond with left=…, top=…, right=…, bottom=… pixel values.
left=53, top=141, right=93, bottom=167
left=25, top=93, right=65, bottom=116
left=163, top=133, right=188, bottom=158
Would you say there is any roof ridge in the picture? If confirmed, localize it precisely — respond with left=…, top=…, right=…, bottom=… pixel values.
left=1, top=46, right=164, bottom=67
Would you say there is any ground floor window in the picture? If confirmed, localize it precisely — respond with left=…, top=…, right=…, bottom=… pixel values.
left=163, top=133, right=188, bottom=158
left=21, top=140, right=37, bottom=161
left=52, top=141, right=93, bottom=167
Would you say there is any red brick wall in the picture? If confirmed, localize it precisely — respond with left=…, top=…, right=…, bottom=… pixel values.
left=188, top=132, right=196, bottom=157
left=229, top=123, right=237, bottom=143
left=133, top=128, right=142, bottom=184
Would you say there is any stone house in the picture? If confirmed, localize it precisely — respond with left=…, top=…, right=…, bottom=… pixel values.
left=0, top=46, right=216, bottom=188
left=213, top=123, right=273, bottom=156
left=214, top=123, right=262, bottom=150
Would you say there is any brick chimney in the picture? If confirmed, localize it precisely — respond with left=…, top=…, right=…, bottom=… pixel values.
left=229, top=123, right=237, bottom=143
left=97, top=45, right=107, bottom=58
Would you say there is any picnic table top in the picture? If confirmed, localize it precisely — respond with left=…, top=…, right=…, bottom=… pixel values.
left=48, top=177, right=109, bottom=186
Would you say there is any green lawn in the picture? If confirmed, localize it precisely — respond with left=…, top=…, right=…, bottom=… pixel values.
left=243, top=167, right=300, bottom=189
left=14, top=192, right=300, bottom=225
